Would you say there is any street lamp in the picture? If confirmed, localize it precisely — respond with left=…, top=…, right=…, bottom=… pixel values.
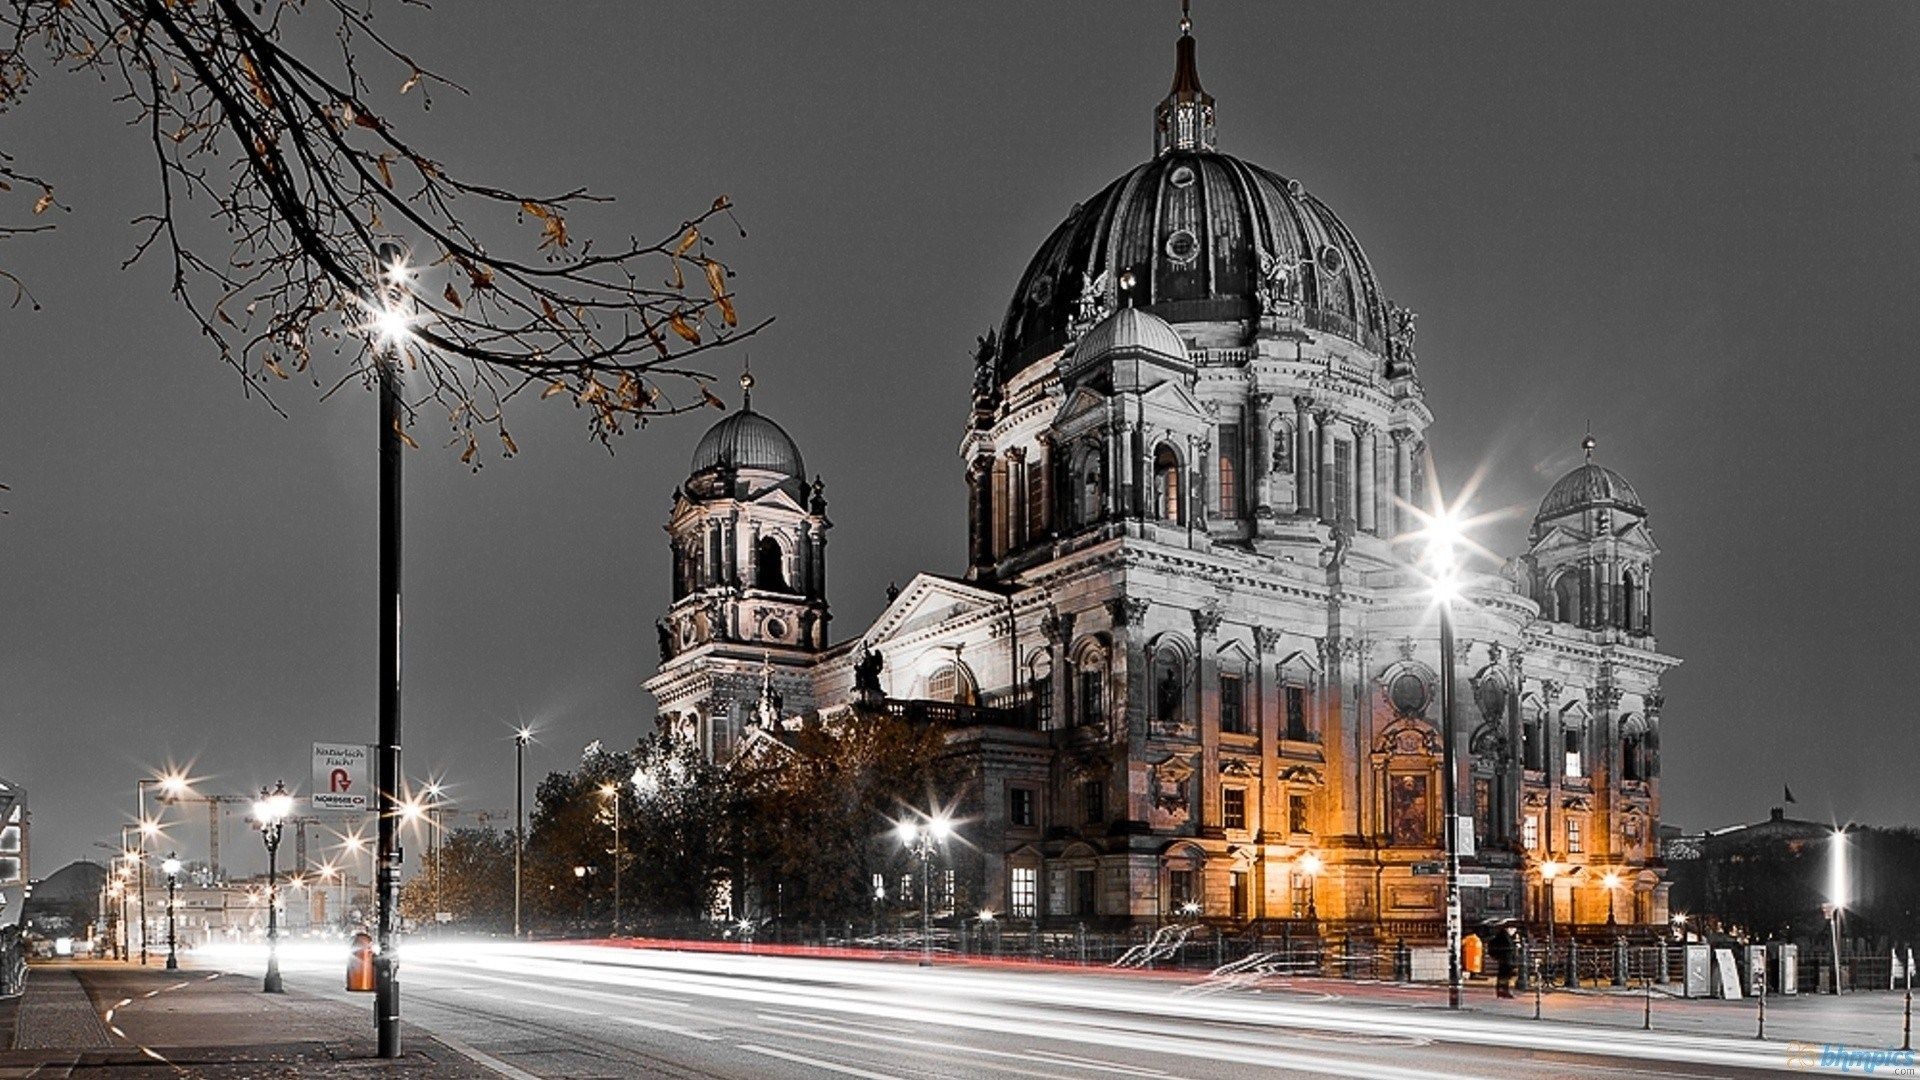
left=1540, top=860, right=1562, bottom=946
left=133, top=772, right=189, bottom=966
left=1828, top=829, right=1849, bottom=996
left=1298, top=851, right=1323, bottom=922
left=252, top=781, right=293, bottom=993
left=1602, top=870, right=1622, bottom=927
left=514, top=727, right=533, bottom=940
left=598, top=782, right=622, bottom=937
left=316, top=861, right=343, bottom=931
left=572, top=865, right=596, bottom=930
left=162, top=853, right=182, bottom=970
left=893, top=811, right=953, bottom=967
left=1423, top=503, right=1468, bottom=1011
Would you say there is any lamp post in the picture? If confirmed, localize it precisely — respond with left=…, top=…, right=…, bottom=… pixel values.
left=1540, top=860, right=1561, bottom=946
left=1298, top=851, right=1323, bottom=922
left=132, top=772, right=188, bottom=966
left=514, top=727, right=532, bottom=939
left=1427, top=517, right=1467, bottom=1011
left=253, top=781, right=293, bottom=993
left=599, top=783, right=622, bottom=937
left=572, top=865, right=595, bottom=929
left=894, top=812, right=953, bottom=967
left=162, top=853, right=182, bottom=970
left=1828, top=829, right=1848, bottom=996
left=1602, top=870, right=1622, bottom=928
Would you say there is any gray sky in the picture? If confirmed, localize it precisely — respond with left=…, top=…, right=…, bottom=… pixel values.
left=4, top=2, right=1917, bottom=874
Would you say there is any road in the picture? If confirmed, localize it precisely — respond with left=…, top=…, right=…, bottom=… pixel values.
left=256, top=941, right=1826, bottom=1079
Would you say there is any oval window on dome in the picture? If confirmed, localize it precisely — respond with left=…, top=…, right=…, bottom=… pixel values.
left=1317, top=245, right=1344, bottom=276
left=1286, top=178, right=1304, bottom=196
left=1389, top=672, right=1430, bottom=716
left=1169, top=165, right=1196, bottom=189
left=1165, top=228, right=1200, bottom=266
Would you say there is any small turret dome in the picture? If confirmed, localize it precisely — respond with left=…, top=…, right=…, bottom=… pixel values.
left=1537, top=462, right=1645, bottom=524
left=1072, top=306, right=1188, bottom=367
left=690, top=409, right=805, bottom=482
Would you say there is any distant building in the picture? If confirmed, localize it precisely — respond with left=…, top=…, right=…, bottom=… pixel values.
left=0, top=776, right=25, bottom=926
left=648, top=16, right=1680, bottom=935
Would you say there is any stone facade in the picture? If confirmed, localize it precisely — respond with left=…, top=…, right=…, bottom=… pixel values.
left=646, top=21, right=1679, bottom=935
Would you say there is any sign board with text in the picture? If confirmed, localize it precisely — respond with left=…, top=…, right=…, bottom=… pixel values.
left=1459, top=872, right=1493, bottom=888
left=312, top=742, right=371, bottom=813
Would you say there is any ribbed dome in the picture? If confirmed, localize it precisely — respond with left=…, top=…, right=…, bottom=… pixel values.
left=1072, top=307, right=1188, bottom=366
left=690, top=409, right=805, bottom=481
left=1537, top=463, right=1645, bottom=523
left=998, top=149, right=1393, bottom=378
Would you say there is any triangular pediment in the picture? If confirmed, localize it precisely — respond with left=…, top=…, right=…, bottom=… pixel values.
left=1051, top=385, right=1110, bottom=430
left=1140, top=378, right=1201, bottom=415
left=1612, top=519, right=1660, bottom=555
left=862, top=573, right=1005, bottom=645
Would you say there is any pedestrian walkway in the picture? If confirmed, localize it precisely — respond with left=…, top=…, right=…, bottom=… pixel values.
left=0, top=961, right=496, bottom=1077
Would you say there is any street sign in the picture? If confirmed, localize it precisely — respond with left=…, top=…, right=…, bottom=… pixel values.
left=1459, top=872, right=1493, bottom=888
left=1411, top=861, right=1445, bottom=876
left=312, top=742, right=371, bottom=813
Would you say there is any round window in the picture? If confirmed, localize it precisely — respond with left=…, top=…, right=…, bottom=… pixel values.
left=764, top=617, right=788, bottom=640
left=1165, top=228, right=1199, bottom=265
left=1316, top=244, right=1344, bottom=276
left=1389, top=672, right=1430, bottom=716
left=1286, top=178, right=1304, bottom=197
left=1169, top=164, right=1196, bottom=189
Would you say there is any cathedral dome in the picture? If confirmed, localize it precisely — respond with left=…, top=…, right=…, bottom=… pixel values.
left=995, top=24, right=1395, bottom=381
left=690, top=408, right=805, bottom=481
left=1072, top=306, right=1188, bottom=366
left=1537, top=459, right=1645, bottom=524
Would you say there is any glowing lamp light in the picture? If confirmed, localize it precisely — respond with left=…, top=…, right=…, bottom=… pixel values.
left=158, top=772, right=190, bottom=798
left=515, top=726, right=535, bottom=745
left=1829, top=830, right=1848, bottom=911
left=928, top=814, right=954, bottom=842
left=893, top=820, right=920, bottom=846
left=978, top=909, right=996, bottom=923
left=1299, top=852, right=1324, bottom=876
left=162, top=855, right=183, bottom=877
left=139, top=818, right=163, bottom=840
left=253, top=783, right=293, bottom=826
left=1602, top=871, right=1622, bottom=891
left=1540, top=860, right=1562, bottom=882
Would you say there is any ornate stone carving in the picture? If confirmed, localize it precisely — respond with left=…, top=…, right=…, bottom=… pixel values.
left=1589, top=685, right=1624, bottom=712
left=1645, top=690, right=1665, bottom=719
left=1191, top=603, right=1223, bottom=639
left=1540, top=679, right=1562, bottom=704
left=1387, top=299, right=1417, bottom=359
left=1374, top=718, right=1440, bottom=757
left=1252, top=624, right=1281, bottom=655
left=1220, top=757, right=1253, bottom=777
left=1073, top=268, right=1112, bottom=328
left=1151, top=754, right=1195, bottom=815
left=1257, top=251, right=1301, bottom=315
left=1399, top=637, right=1418, bottom=661
left=1104, top=596, right=1151, bottom=627
left=971, top=330, right=999, bottom=402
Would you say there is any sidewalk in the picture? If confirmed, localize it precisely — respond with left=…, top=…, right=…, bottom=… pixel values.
left=0, top=961, right=497, bottom=1077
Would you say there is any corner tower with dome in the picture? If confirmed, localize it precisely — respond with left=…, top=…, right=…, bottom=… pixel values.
left=646, top=16, right=1679, bottom=938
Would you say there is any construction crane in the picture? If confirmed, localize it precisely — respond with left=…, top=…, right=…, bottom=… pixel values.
left=155, top=792, right=252, bottom=883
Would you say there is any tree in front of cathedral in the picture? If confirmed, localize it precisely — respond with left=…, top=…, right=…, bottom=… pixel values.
left=3, top=0, right=760, bottom=453
left=397, top=827, right=515, bottom=930
left=730, top=704, right=951, bottom=925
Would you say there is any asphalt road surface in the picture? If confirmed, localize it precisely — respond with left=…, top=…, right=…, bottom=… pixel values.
left=266, top=942, right=1815, bottom=1079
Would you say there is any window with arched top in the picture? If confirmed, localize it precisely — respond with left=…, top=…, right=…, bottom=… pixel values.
left=1553, top=573, right=1580, bottom=625
left=1073, top=642, right=1108, bottom=727
left=1154, top=444, right=1182, bottom=523
left=926, top=661, right=975, bottom=705
left=1620, top=714, right=1649, bottom=782
left=1152, top=646, right=1186, bottom=726
left=1072, top=445, right=1106, bottom=528
left=755, top=535, right=788, bottom=591
left=1621, top=569, right=1638, bottom=631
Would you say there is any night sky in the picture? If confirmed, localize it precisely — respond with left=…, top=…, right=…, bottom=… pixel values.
left=4, top=2, right=1916, bottom=876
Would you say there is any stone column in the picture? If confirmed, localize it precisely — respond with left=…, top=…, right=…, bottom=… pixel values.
left=1392, top=430, right=1414, bottom=535
left=1293, top=397, right=1314, bottom=516
left=1316, top=411, right=1337, bottom=525
left=1114, top=420, right=1135, bottom=522
left=723, top=514, right=739, bottom=587
left=1008, top=447, right=1028, bottom=550
left=746, top=522, right=761, bottom=589
left=1250, top=394, right=1274, bottom=513
left=1034, top=435, right=1053, bottom=540
left=1354, top=422, right=1377, bottom=535
left=968, top=455, right=993, bottom=571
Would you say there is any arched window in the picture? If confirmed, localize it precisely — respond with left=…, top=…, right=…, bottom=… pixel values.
left=1562, top=718, right=1586, bottom=778
left=1553, top=573, right=1580, bottom=625
left=1217, top=424, right=1241, bottom=519
left=755, top=535, right=788, bottom=591
left=1620, top=715, right=1648, bottom=782
left=1154, top=444, right=1182, bottom=523
left=926, top=661, right=975, bottom=705
left=1073, top=445, right=1106, bottom=528
left=1074, top=643, right=1108, bottom=727
left=1521, top=705, right=1544, bottom=771
left=1152, top=646, right=1186, bottom=726
left=1621, top=569, right=1638, bottom=631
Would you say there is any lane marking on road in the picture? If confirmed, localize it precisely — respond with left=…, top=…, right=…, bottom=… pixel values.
left=103, top=1009, right=115, bottom=1023
left=610, top=1015, right=722, bottom=1041
left=137, top=1046, right=169, bottom=1064
left=737, top=1043, right=909, bottom=1080
left=430, top=1028, right=546, bottom=1080
left=142, top=990, right=161, bottom=998
left=108, top=1025, right=126, bottom=1039
left=1026, top=1048, right=1173, bottom=1076
left=114, top=998, right=133, bottom=1009
left=757, top=1014, right=1168, bottom=1080
left=757, top=1009, right=914, bottom=1036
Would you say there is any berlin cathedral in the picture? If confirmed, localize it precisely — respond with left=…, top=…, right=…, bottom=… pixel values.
left=646, top=15, right=1678, bottom=935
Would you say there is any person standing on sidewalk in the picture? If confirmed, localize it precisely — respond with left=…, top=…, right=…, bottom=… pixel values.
left=1491, top=922, right=1519, bottom=999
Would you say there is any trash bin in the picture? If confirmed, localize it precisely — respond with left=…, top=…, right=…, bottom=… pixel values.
left=347, top=931, right=376, bottom=992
